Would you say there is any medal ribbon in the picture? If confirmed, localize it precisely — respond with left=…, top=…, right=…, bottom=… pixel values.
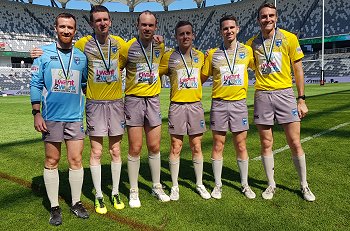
left=178, top=47, right=193, bottom=78
left=261, top=28, right=277, bottom=64
left=56, top=44, right=74, bottom=81
left=223, top=42, right=239, bottom=75
left=138, top=38, right=153, bottom=74
left=93, top=34, right=111, bottom=72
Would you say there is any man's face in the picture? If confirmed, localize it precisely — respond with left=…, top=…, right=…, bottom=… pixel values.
left=258, top=7, right=277, bottom=33
left=137, top=13, right=157, bottom=41
left=55, top=17, right=76, bottom=46
left=220, top=20, right=239, bottom=43
left=176, top=25, right=194, bottom=50
left=91, top=11, right=111, bottom=36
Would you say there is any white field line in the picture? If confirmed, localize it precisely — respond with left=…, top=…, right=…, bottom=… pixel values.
left=252, top=122, right=350, bottom=161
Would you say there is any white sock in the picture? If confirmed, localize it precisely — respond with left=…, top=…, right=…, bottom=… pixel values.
left=111, top=161, right=122, bottom=195
left=69, top=168, right=84, bottom=205
left=169, top=157, right=180, bottom=187
left=211, top=158, right=223, bottom=187
left=128, top=154, right=140, bottom=190
left=90, top=164, right=103, bottom=198
left=261, top=154, right=276, bottom=188
left=292, top=154, right=308, bottom=188
left=237, top=158, right=249, bottom=186
left=149, top=152, right=161, bottom=187
left=193, top=158, right=204, bottom=186
left=43, top=168, right=59, bottom=207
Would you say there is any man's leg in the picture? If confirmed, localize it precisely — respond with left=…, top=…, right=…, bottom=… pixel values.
left=169, top=134, right=183, bottom=201
left=211, top=131, right=226, bottom=199
left=109, top=135, right=125, bottom=209
left=282, top=122, right=315, bottom=201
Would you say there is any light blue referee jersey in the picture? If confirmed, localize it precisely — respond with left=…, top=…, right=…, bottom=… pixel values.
left=30, top=43, right=87, bottom=122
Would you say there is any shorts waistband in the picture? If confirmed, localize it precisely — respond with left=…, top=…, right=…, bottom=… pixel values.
left=212, top=98, right=246, bottom=102
left=86, top=98, right=123, bottom=104
left=170, top=101, right=200, bottom=105
left=256, top=87, right=293, bottom=94
left=126, top=94, right=159, bottom=98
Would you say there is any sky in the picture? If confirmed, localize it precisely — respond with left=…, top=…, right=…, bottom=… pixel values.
left=23, top=0, right=234, bottom=12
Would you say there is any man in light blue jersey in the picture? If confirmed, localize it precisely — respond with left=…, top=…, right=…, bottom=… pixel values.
left=30, top=13, right=89, bottom=226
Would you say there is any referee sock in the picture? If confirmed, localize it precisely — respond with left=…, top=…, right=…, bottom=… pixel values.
left=193, top=157, right=204, bottom=186
left=128, top=154, right=140, bottom=190
left=237, top=158, right=249, bottom=186
left=149, top=152, right=161, bottom=187
left=292, top=154, right=308, bottom=188
left=169, top=157, right=180, bottom=187
left=261, top=154, right=276, bottom=188
left=111, top=161, right=122, bottom=195
left=90, top=164, right=103, bottom=198
left=69, top=167, right=84, bottom=205
left=43, top=168, right=59, bottom=208
left=211, top=158, right=223, bottom=187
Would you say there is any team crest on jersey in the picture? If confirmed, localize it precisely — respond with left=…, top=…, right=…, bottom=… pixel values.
left=112, top=46, right=118, bottom=53
left=74, top=57, right=80, bottom=65
left=193, top=57, right=198, bottom=63
left=239, top=52, right=246, bottom=59
left=276, top=39, right=282, bottom=47
left=155, top=50, right=160, bottom=58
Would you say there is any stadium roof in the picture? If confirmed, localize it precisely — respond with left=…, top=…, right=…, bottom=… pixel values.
left=55, top=0, right=205, bottom=11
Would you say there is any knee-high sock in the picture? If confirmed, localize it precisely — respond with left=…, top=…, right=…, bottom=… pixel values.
left=69, top=168, right=84, bottom=205
left=111, top=161, right=122, bottom=195
left=90, top=164, right=103, bottom=198
left=44, top=168, right=59, bottom=207
left=149, top=152, right=161, bottom=187
left=292, top=154, right=308, bottom=188
left=261, top=155, right=276, bottom=188
left=211, top=158, right=223, bottom=187
left=237, top=158, right=249, bottom=186
left=169, top=157, right=180, bottom=187
left=128, top=154, right=140, bottom=189
left=193, top=158, right=204, bottom=186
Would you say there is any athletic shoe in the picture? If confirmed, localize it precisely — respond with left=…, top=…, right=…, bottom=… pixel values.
left=49, top=206, right=62, bottom=226
left=196, top=185, right=211, bottom=199
left=262, top=185, right=276, bottom=200
left=169, top=186, right=179, bottom=201
left=152, top=183, right=170, bottom=202
left=301, top=186, right=316, bottom=202
left=70, top=201, right=89, bottom=219
left=242, top=185, right=256, bottom=199
left=112, top=194, right=125, bottom=210
left=95, top=197, right=107, bottom=214
left=211, top=185, right=222, bottom=199
left=129, top=188, right=141, bottom=208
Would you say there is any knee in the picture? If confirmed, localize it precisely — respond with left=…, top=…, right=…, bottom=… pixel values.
left=148, top=142, right=160, bottom=154
left=260, top=137, right=273, bottom=150
left=288, top=139, right=303, bottom=154
left=90, top=146, right=103, bottom=161
left=45, top=156, right=60, bottom=169
left=170, top=142, right=182, bottom=159
left=191, top=142, right=202, bottom=155
left=236, top=141, right=247, bottom=154
left=129, top=144, right=142, bottom=156
left=68, top=155, right=82, bottom=169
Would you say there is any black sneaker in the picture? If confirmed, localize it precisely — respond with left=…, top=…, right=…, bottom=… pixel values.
left=70, top=201, right=89, bottom=219
left=49, top=206, right=62, bottom=226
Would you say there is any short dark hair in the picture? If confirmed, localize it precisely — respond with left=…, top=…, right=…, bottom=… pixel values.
left=219, top=15, right=239, bottom=29
left=137, top=10, right=158, bottom=25
left=90, top=5, right=110, bottom=22
left=54, top=13, right=76, bottom=28
left=257, top=3, right=277, bottom=19
left=175, top=21, right=193, bottom=35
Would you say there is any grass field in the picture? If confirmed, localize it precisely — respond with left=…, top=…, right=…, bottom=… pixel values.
left=1, top=83, right=350, bottom=230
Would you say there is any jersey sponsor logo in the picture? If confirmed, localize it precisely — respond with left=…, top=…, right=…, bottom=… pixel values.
left=200, top=120, right=205, bottom=128
left=51, top=69, right=80, bottom=94
left=239, top=52, right=246, bottom=59
left=172, top=59, right=181, bottom=64
left=292, top=108, right=298, bottom=117
left=258, top=52, right=282, bottom=74
left=92, top=60, right=119, bottom=83
left=242, top=118, right=248, bottom=126
left=219, top=64, right=245, bottom=86
left=31, top=65, right=39, bottom=74
left=50, top=56, right=58, bottom=60
left=276, top=39, right=282, bottom=47
left=296, top=47, right=303, bottom=53
left=135, top=63, right=159, bottom=84
left=133, top=51, right=141, bottom=56
left=176, top=68, right=199, bottom=89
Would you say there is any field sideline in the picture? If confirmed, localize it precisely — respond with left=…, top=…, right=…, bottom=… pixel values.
left=1, top=83, right=349, bottom=230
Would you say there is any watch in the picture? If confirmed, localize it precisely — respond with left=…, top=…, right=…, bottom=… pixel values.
left=32, top=109, right=40, bottom=116
left=297, top=95, right=306, bottom=100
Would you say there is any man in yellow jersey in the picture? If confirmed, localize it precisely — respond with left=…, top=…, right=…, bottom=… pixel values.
left=201, top=15, right=256, bottom=200
left=159, top=21, right=210, bottom=201
left=74, top=5, right=126, bottom=213
left=246, top=3, right=315, bottom=201
left=120, top=10, right=170, bottom=208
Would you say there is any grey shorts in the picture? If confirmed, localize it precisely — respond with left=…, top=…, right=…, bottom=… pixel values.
left=85, top=99, right=125, bottom=137
left=210, top=99, right=249, bottom=133
left=168, top=101, right=206, bottom=136
left=124, top=95, right=162, bottom=127
left=42, top=121, right=85, bottom=142
left=254, top=88, right=300, bottom=125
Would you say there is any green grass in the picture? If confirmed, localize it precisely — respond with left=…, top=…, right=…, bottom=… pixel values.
left=1, top=83, right=350, bottom=230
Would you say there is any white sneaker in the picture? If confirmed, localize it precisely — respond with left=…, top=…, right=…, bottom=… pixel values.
left=196, top=185, right=211, bottom=199
left=169, top=186, right=179, bottom=201
left=262, top=185, right=276, bottom=200
left=301, top=186, right=315, bottom=202
left=129, top=188, right=141, bottom=208
left=211, top=185, right=222, bottom=199
left=152, top=183, right=170, bottom=202
left=242, top=185, right=256, bottom=199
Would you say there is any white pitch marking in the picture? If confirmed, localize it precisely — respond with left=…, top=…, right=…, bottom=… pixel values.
left=252, top=122, right=350, bottom=161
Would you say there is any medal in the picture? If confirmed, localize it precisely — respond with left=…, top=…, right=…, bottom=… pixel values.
left=56, top=44, right=74, bottom=92
left=262, top=66, right=271, bottom=75
left=138, top=38, right=154, bottom=84
left=93, top=34, right=112, bottom=82
left=222, top=41, right=239, bottom=75
left=178, top=47, right=194, bottom=88
left=105, top=75, right=112, bottom=83
left=261, top=28, right=277, bottom=75
left=65, top=82, right=70, bottom=91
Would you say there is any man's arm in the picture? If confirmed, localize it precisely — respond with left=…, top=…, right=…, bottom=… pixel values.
left=30, top=47, right=44, bottom=58
left=292, top=58, right=308, bottom=119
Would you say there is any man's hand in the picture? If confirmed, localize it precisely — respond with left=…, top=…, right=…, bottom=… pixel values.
left=34, top=114, right=48, bottom=133
left=30, top=47, right=44, bottom=58
left=153, top=35, right=164, bottom=44
left=297, top=99, right=308, bottom=119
